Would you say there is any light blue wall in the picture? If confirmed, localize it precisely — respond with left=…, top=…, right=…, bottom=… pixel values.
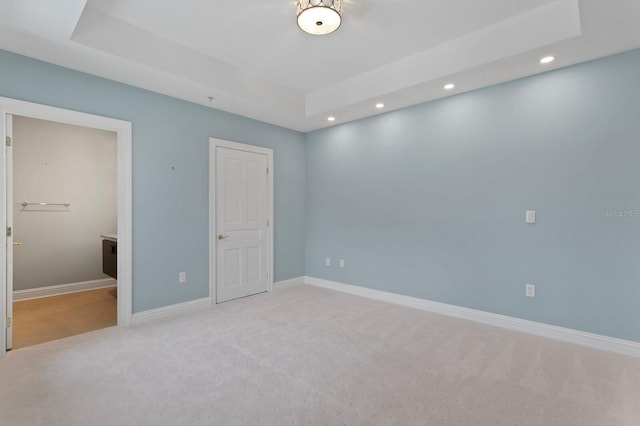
left=305, top=49, right=640, bottom=342
left=3, top=47, right=638, bottom=342
left=0, top=49, right=306, bottom=313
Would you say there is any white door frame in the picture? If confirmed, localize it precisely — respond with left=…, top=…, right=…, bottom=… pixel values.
left=0, top=97, right=133, bottom=357
left=209, top=138, right=274, bottom=303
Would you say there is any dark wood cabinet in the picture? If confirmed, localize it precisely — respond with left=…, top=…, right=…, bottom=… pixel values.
left=102, top=239, right=117, bottom=279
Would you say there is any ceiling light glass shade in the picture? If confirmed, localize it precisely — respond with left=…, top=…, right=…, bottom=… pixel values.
left=297, top=0, right=342, bottom=35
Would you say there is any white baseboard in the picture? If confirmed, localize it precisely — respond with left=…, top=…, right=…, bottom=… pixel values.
left=273, top=276, right=305, bottom=290
left=13, top=278, right=117, bottom=301
left=305, top=276, right=640, bottom=358
left=131, top=297, right=212, bottom=326
left=131, top=277, right=304, bottom=327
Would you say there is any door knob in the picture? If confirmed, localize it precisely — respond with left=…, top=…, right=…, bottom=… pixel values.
left=217, top=234, right=229, bottom=240
left=12, top=242, right=22, bottom=246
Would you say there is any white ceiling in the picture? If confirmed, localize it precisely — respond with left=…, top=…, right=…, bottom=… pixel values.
left=0, top=0, right=639, bottom=132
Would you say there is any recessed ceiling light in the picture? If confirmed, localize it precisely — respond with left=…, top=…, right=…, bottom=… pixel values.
left=444, top=83, right=455, bottom=90
left=376, top=103, right=384, bottom=109
left=327, top=116, right=335, bottom=122
left=540, top=56, right=555, bottom=64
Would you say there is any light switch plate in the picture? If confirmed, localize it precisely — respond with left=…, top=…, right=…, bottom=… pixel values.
left=526, top=210, right=536, bottom=224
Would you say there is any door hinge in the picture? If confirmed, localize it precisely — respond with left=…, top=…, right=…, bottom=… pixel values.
left=6, top=317, right=11, bottom=328
left=266, top=167, right=269, bottom=175
left=5, top=136, right=11, bottom=147
left=267, top=219, right=269, bottom=227
left=6, top=227, right=11, bottom=237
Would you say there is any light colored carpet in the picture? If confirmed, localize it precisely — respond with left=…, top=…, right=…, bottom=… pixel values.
left=0, top=284, right=638, bottom=425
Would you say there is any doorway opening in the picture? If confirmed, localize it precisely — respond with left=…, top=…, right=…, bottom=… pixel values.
left=11, top=116, right=117, bottom=348
left=1, top=97, right=132, bottom=357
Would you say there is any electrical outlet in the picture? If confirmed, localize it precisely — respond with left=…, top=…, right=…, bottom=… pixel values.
left=179, top=272, right=186, bottom=283
left=526, top=283, right=535, bottom=298
left=526, top=210, right=536, bottom=224
left=325, top=257, right=331, bottom=267
left=339, top=259, right=345, bottom=268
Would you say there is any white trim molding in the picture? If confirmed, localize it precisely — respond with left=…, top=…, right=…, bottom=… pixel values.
left=305, top=277, right=640, bottom=358
left=274, top=276, right=305, bottom=290
left=131, top=297, right=212, bottom=326
left=13, top=279, right=117, bottom=301
left=0, top=96, right=133, bottom=358
left=132, top=277, right=303, bottom=326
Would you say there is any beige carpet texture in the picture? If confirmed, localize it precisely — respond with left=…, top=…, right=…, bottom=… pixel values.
left=1, top=284, right=638, bottom=425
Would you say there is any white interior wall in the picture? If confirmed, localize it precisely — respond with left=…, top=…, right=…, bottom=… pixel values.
left=13, top=116, right=117, bottom=291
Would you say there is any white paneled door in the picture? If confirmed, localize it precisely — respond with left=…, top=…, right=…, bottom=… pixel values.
left=215, top=146, right=270, bottom=303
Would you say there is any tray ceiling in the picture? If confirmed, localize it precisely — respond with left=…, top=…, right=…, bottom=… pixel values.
left=0, top=0, right=639, bottom=131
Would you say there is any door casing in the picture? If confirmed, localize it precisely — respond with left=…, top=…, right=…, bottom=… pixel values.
left=4, top=114, right=13, bottom=350
left=0, top=97, right=133, bottom=357
left=209, top=138, right=274, bottom=303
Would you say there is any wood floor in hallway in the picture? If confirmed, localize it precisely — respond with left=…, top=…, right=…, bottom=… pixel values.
left=12, top=286, right=117, bottom=349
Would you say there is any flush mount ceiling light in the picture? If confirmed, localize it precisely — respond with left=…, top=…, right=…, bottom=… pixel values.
left=540, top=56, right=555, bottom=64
left=444, top=83, right=455, bottom=90
left=297, top=0, right=342, bottom=35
